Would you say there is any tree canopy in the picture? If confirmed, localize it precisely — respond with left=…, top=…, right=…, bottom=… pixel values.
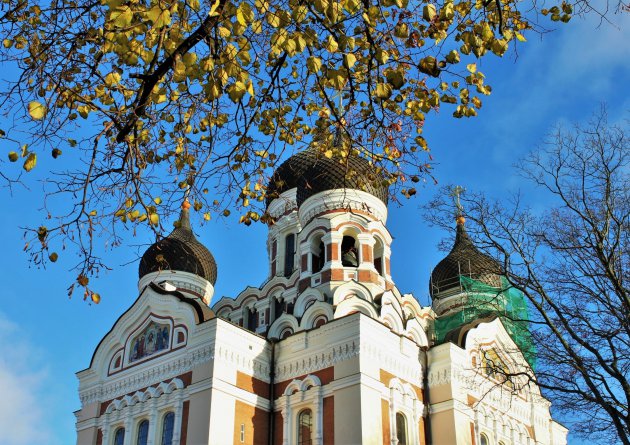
left=0, top=0, right=602, bottom=298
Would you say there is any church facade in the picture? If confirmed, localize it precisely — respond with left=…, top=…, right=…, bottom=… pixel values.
left=75, top=147, right=568, bottom=445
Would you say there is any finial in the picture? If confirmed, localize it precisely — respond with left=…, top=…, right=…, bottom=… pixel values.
left=450, top=185, right=466, bottom=226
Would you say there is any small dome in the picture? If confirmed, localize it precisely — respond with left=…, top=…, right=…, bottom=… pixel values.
left=139, top=204, right=217, bottom=285
left=430, top=221, right=502, bottom=298
left=296, top=155, right=389, bottom=207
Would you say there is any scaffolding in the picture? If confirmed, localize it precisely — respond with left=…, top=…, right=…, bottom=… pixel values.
left=434, top=276, right=537, bottom=369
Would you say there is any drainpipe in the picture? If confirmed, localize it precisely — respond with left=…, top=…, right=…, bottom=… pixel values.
left=421, top=346, right=432, bottom=445
left=268, top=340, right=276, bottom=445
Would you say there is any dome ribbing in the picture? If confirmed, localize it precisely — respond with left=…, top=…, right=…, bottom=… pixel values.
left=139, top=204, right=217, bottom=285
left=430, top=220, right=502, bottom=298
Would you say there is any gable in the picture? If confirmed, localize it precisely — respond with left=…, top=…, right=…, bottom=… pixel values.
left=83, top=283, right=214, bottom=379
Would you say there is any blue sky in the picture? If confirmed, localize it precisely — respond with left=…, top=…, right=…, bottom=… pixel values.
left=0, top=11, right=628, bottom=445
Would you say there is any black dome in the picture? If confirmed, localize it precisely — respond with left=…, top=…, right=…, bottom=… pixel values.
left=139, top=206, right=217, bottom=285
left=430, top=220, right=502, bottom=298
left=267, top=130, right=389, bottom=208
left=296, top=155, right=389, bottom=207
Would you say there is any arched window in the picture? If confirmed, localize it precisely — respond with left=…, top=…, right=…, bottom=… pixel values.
left=480, top=433, right=489, bottom=445
left=161, top=412, right=175, bottom=445
left=297, top=409, right=313, bottom=445
left=395, top=412, right=408, bottom=445
left=114, top=427, right=125, bottom=445
left=311, top=234, right=325, bottom=273
left=373, top=237, right=384, bottom=276
left=137, top=420, right=149, bottom=445
left=341, top=235, right=358, bottom=267
left=284, top=233, right=295, bottom=277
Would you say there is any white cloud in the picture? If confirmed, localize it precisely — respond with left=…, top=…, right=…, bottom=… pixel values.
left=0, top=313, right=54, bottom=445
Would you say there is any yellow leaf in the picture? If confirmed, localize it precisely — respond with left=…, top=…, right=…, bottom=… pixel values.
left=375, top=48, right=389, bottom=64
left=515, top=32, right=527, bottom=42
left=28, top=101, right=46, bottom=120
left=111, top=6, right=133, bottom=28
left=227, top=81, right=247, bottom=102
left=23, top=152, right=36, bottom=171
left=149, top=213, right=159, bottom=225
left=145, top=6, right=171, bottom=28
left=8, top=151, right=18, bottom=162
left=208, top=0, right=221, bottom=16
left=344, top=53, right=357, bottom=68
left=104, top=72, right=121, bottom=86
left=423, top=4, right=436, bottom=21
left=3, top=39, right=12, bottom=48
left=77, top=105, right=90, bottom=119
left=307, top=56, right=322, bottom=73
left=466, top=63, right=477, bottom=73
left=154, top=197, right=162, bottom=204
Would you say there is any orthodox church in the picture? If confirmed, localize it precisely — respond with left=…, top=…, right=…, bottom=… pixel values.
left=75, top=143, right=568, bottom=445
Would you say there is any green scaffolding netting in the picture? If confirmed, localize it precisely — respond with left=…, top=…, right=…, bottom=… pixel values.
left=434, top=276, right=537, bottom=369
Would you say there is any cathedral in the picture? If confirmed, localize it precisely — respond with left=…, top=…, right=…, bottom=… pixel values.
left=75, top=144, right=568, bottom=445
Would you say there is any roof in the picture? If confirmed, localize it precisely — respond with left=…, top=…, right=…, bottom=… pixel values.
left=430, top=221, right=502, bottom=298
left=138, top=206, right=218, bottom=284
left=266, top=131, right=389, bottom=208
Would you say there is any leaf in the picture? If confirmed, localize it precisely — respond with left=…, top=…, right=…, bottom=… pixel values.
left=375, top=48, right=389, bottom=64
left=111, top=6, right=133, bottom=28
left=149, top=213, right=159, bottom=225
left=466, top=63, right=477, bottom=73
left=208, top=0, right=221, bottom=16
left=104, top=72, right=121, bottom=86
left=52, top=148, right=62, bottom=158
left=49, top=252, right=58, bottom=262
left=23, top=152, right=37, bottom=171
left=374, top=83, right=393, bottom=99
left=154, top=197, right=162, bottom=204
left=145, top=6, right=171, bottom=28
left=28, top=101, right=46, bottom=120
left=344, top=53, right=357, bottom=68
left=423, top=4, right=436, bottom=21
left=228, top=81, right=247, bottom=102
left=515, top=32, right=527, bottom=42
left=325, top=35, right=338, bottom=52
left=77, top=274, right=89, bottom=286
left=307, top=56, right=322, bottom=73
left=8, top=151, right=18, bottom=162
left=237, top=3, right=255, bottom=25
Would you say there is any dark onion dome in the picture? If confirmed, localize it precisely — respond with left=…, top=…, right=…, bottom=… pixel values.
left=296, top=154, right=389, bottom=207
left=429, top=216, right=502, bottom=298
left=139, top=201, right=217, bottom=285
left=266, top=148, right=320, bottom=207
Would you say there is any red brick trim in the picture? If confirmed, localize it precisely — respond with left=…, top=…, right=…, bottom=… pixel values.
left=274, top=366, right=334, bottom=397
left=181, top=400, right=190, bottom=444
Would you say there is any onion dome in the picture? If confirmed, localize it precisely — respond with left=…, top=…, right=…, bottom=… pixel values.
left=266, top=130, right=389, bottom=208
left=139, top=201, right=218, bottom=285
left=430, top=216, right=502, bottom=298
left=296, top=154, right=389, bottom=206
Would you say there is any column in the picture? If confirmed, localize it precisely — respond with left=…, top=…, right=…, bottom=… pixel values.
left=172, top=392, right=184, bottom=445
left=282, top=397, right=291, bottom=445
left=313, top=387, right=323, bottom=445
left=101, top=413, right=110, bottom=445
left=123, top=411, right=132, bottom=445
left=147, top=399, right=158, bottom=445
